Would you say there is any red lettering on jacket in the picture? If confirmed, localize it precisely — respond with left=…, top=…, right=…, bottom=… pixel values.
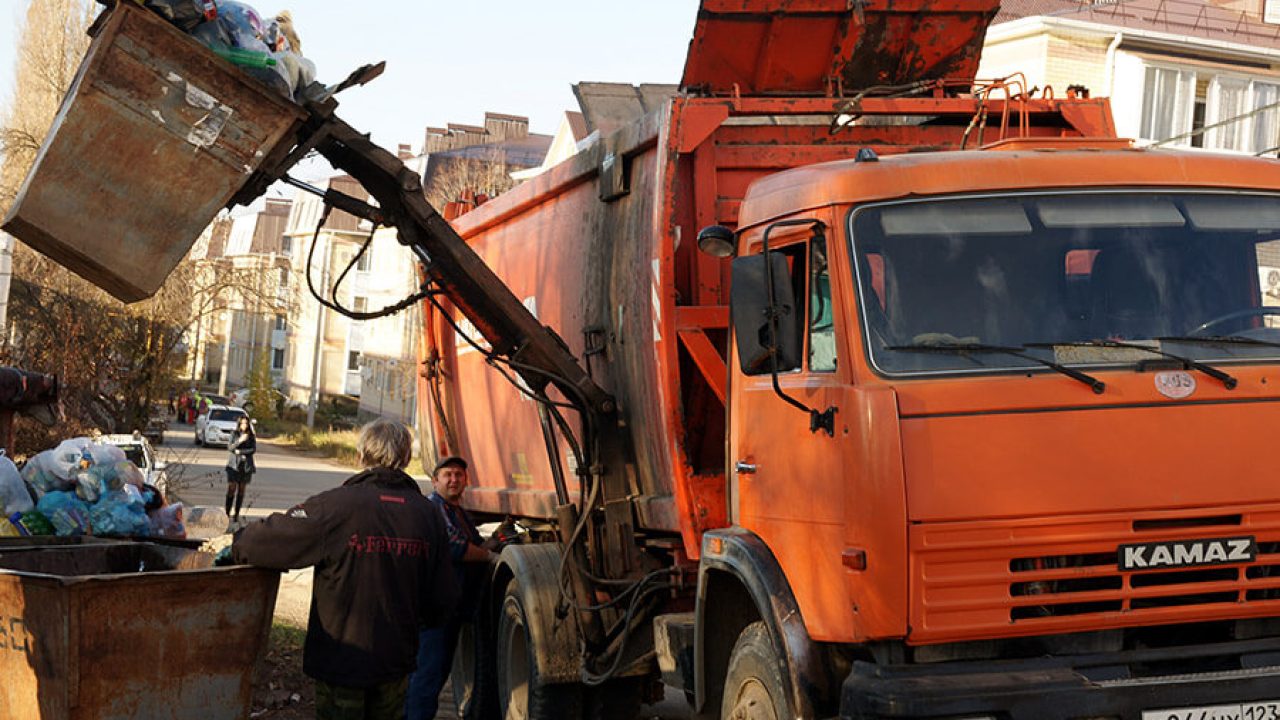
left=379, top=495, right=406, bottom=504
left=347, top=534, right=429, bottom=557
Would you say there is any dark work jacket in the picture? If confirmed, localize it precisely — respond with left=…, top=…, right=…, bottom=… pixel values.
left=231, top=467, right=458, bottom=687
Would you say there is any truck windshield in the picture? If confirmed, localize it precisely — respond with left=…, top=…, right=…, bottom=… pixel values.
left=850, top=191, right=1280, bottom=376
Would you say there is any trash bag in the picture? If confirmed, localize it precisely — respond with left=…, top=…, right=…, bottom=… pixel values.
left=41, top=438, right=94, bottom=482
left=90, top=485, right=151, bottom=538
left=114, top=461, right=146, bottom=490
left=144, top=0, right=317, bottom=102
left=141, top=0, right=217, bottom=32
left=149, top=502, right=187, bottom=539
left=22, top=440, right=89, bottom=496
left=35, top=491, right=91, bottom=536
left=0, top=454, right=34, bottom=516
left=193, top=1, right=294, bottom=97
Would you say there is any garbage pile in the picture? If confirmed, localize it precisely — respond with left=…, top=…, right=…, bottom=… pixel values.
left=139, top=1, right=320, bottom=103
left=0, top=438, right=185, bottom=539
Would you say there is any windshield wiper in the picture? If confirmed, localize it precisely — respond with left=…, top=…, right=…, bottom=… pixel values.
left=1158, top=335, right=1280, bottom=351
left=1026, top=340, right=1237, bottom=390
left=885, top=342, right=1105, bottom=394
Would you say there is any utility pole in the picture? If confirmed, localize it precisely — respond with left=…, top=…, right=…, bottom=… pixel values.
left=306, top=234, right=331, bottom=427
left=218, top=305, right=233, bottom=396
left=189, top=303, right=204, bottom=383
left=0, top=232, right=13, bottom=334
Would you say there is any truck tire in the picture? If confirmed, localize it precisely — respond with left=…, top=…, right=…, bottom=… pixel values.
left=720, top=621, right=791, bottom=720
left=497, top=578, right=582, bottom=720
left=452, top=619, right=500, bottom=720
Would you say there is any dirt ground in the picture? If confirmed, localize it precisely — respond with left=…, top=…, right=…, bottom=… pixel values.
left=250, top=624, right=314, bottom=720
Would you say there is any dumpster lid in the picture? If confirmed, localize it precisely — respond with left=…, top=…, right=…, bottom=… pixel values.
left=680, top=0, right=1000, bottom=96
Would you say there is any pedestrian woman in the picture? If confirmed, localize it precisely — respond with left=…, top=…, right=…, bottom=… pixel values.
left=225, top=416, right=256, bottom=523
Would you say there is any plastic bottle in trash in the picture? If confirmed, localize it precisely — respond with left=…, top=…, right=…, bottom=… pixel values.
left=213, top=46, right=278, bottom=69
left=11, top=510, right=54, bottom=536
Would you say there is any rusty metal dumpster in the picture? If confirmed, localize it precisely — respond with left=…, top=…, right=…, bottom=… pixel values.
left=1, top=1, right=304, bottom=302
left=0, top=539, right=280, bottom=719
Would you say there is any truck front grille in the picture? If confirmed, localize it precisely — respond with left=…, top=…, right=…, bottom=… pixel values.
left=910, top=508, right=1280, bottom=644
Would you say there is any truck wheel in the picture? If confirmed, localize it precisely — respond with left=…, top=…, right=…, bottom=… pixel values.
left=497, top=579, right=582, bottom=720
left=720, top=622, right=790, bottom=720
left=452, top=619, right=500, bottom=720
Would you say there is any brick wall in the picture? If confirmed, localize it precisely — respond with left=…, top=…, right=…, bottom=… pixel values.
left=977, top=34, right=1050, bottom=90
left=1043, top=34, right=1111, bottom=97
left=980, top=30, right=1113, bottom=98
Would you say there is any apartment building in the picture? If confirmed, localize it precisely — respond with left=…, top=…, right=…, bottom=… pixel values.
left=187, top=198, right=292, bottom=394
left=979, top=0, right=1280, bottom=154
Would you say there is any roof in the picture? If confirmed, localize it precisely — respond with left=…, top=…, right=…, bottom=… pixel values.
left=994, top=0, right=1280, bottom=52
left=738, top=145, right=1280, bottom=227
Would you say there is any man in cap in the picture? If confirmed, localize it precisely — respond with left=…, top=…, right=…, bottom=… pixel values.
left=406, top=455, right=495, bottom=720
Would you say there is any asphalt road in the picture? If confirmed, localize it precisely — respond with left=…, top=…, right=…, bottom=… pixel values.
left=157, top=422, right=362, bottom=518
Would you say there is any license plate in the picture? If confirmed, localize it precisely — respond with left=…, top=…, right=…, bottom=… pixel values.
left=1143, top=702, right=1280, bottom=720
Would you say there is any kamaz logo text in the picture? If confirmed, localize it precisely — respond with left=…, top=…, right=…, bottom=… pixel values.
left=1118, top=536, right=1255, bottom=571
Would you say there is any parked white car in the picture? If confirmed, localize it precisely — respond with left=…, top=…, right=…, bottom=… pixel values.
left=229, top=387, right=303, bottom=414
left=97, top=433, right=168, bottom=494
left=195, top=405, right=250, bottom=447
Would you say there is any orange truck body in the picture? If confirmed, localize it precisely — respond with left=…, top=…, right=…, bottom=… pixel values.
left=418, top=1, right=1280, bottom=716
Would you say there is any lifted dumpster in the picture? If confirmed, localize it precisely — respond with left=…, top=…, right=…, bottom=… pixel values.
left=0, top=539, right=279, bottom=720
left=0, top=1, right=304, bottom=302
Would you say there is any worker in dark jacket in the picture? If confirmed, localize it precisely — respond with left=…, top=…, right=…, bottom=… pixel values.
left=232, top=419, right=458, bottom=720
left=406, top=454, right=496, bottom=720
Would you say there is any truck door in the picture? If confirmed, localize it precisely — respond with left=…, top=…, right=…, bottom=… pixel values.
left=728, top=222, right=849, bottom=583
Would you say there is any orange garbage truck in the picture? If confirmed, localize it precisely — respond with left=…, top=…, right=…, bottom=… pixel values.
left=417, top=3, right=1280, bottom=720
left=12, top=0, right=1280, bottom=718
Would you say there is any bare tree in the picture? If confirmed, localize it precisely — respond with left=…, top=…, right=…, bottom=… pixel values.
left=1, top=0, right=95, bottom=208
left=423, top=146, right=523, bottom=210
left=0, top=1, right=292, bottom=454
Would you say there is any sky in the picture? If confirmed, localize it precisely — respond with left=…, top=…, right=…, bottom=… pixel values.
left=0, top=1, right=698, bottom=160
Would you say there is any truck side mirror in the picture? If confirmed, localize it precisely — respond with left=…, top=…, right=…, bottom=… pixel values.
left=731, top=252, right=801, bottom=375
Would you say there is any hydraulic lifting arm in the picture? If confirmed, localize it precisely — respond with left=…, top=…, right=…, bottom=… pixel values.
left=245, top=97, right=644, bottom=655
left=285, top=107, right=615, bottom=419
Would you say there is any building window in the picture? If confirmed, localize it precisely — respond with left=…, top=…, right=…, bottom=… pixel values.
left=356, top=246, right=372, bottom=272
left=1206, top=76, right=1280, bottom=154
left=353, top=296, right=368, bottom=313
left=274, top=314, right=287, bottom=331
left=347, top=351, right=360, bottom=371
left=1266, top=0, right=1280, bottom=24
left=272, top=347, right=285, bottom=369
left=278, top=267, right=290, bottom=287
left=1251, top=81, right=1280, bottom=155
left=1139, top=66, right=1195, bottom=144
left=280, top=236, right=293, bottom=256
left=1140, top=64, right=1280, bottom=155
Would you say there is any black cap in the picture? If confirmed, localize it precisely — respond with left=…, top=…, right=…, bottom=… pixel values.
left=433, top=455, right=468, bottom=475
